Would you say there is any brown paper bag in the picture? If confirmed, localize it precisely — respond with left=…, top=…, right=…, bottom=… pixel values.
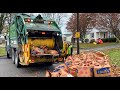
left=77, top=66, right=92, bottom=77
left=94, top=67, right=113, bottom=77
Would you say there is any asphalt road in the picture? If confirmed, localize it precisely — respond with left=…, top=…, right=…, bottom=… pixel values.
left=0, top=56, right=63, bottom=77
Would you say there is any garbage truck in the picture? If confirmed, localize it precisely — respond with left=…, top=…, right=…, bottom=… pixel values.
left=6, top=13, right=63, bottom=67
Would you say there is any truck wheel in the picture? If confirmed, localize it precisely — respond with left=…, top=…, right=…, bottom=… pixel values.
left=15, top=51, right=21, bottom=68
left=47, top=62, right=53, bottom=66
left=7, top=51, right=11, bottom=59
left=12, top=49, right=15, bottom=64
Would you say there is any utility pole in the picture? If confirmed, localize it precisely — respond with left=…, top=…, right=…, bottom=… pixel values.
left=77, top=13, right=80, bottom=54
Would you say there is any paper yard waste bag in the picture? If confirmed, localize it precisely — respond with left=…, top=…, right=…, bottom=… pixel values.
left=94, top=66, right=113, bottom=77
left=77, top=66, right=92, bottom=77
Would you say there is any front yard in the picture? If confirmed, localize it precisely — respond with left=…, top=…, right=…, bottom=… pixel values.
left=102, top=48, right=120, bottom=66
left=73, top=42, right=119, bottom=49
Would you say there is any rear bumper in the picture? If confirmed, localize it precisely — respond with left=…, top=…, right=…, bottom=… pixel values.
left=19, top=54, right=60, bottom=66
left=29, top=54, right=59, bottom=63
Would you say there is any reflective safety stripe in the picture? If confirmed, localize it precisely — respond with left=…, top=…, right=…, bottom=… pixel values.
left=67, top=45, right=73, bottom=55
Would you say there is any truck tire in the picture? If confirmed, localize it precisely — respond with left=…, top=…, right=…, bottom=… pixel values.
left=47, top=62, right=53, bottom=66
left=7, top=51, right=11, bottom=59
left=15, top=51, right=21, bottom=68
left=12, top=49, right=15, bottom=64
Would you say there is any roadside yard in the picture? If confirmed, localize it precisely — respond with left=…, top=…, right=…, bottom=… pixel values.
left=73, top=42, right=119, bottom=50
left=102, top=48, right=120, bottom=66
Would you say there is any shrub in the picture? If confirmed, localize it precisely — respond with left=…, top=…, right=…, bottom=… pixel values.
left=90, top=39, right=95, bottom=43
left=101, top=38, right=116, bottom=42
left=85, top=39, right=89, bottom=43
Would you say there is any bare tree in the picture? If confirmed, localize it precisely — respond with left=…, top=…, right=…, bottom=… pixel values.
left=66, top=13, right=76, bottom=36
left=0, top=13, right=7, bottom=34
left=55, top=13, right=65, bottom=25
left=41, top=13, right=56, bottom=20
left=96, top=13, right=120, bottom=42
left=5, top=13, right=15, bottom=26
left=41, top=13, right=66, bottom=28
left=2, top=13, right=16, bottom=33
left=66, top=13, right=96, bottom=42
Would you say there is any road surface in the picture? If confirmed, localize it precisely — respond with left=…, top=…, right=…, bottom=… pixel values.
left=0, top=56, right=63, bottom=77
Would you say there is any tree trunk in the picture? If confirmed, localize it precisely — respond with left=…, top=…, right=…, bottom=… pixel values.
left=114, top=34, right=120, bottom=43
left=112, top=30, right=120, bottom=43
left=0, top=24, right=3, bottom=34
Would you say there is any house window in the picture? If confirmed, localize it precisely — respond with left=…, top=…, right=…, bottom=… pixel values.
left=91, top=33, right=94, bottom=38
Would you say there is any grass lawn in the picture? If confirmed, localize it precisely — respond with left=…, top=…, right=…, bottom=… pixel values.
left=102, top=48, right=120, bottom=66
left=0, top=47, right=6, bottom=56
left=73, top=42, right=119, bottom=49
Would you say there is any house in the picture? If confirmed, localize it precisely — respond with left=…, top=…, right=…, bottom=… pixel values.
left=85, top=28, right=114, bottom=42
left=62, top=31, right=73, bottom=42
left=63, top=27, right=114, bottom=43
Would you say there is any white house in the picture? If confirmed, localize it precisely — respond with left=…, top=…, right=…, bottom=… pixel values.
left=85, top=28, right=114, bottom=42
left=62, top=31, right=73, bottom=42
left=63, top=27, right=114, bottom=43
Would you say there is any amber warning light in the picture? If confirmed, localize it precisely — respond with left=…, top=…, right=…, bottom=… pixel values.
left=24, top=18, right=31, bottom=23
left=42, top=32, right=45, bottom=34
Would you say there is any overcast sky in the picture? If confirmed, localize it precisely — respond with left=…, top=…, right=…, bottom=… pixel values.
left=33, top=13, right=72, bottom=34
